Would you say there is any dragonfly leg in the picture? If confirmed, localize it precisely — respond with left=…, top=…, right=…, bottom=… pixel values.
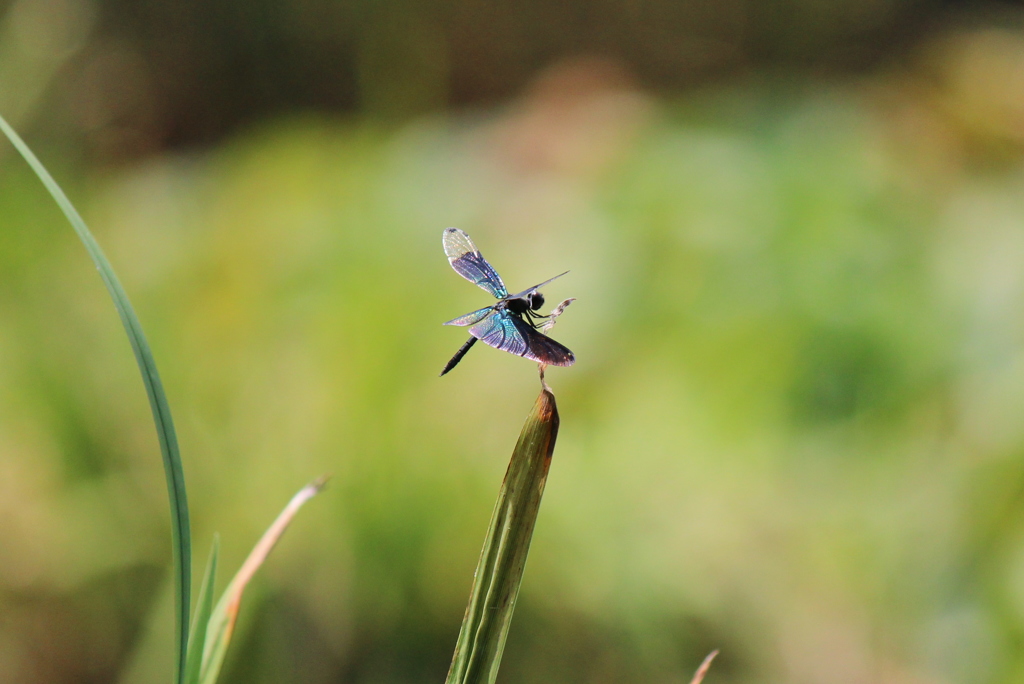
left=523, top=310, right=550, bottom=329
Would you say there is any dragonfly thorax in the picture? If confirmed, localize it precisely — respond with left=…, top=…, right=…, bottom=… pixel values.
left=504, top=291, right=544, bottom=316
left=504, top=297, right=531, bottom=315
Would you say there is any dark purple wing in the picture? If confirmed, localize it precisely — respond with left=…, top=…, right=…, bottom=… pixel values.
left=443, top=227, right=508, bottom=299
left=509, top=315, right=575, bottom=366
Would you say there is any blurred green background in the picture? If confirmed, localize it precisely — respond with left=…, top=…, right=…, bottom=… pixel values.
left=5, top=1, right=1024, bottom=683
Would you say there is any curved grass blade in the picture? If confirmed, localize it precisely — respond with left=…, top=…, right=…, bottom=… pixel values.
left=446, top=389, right=560, bottom=684
left=0, top=113, right=192, bottom=684
left=185, top=536, right=220, bottom=684
left=199, top=477, right=328, bottom=684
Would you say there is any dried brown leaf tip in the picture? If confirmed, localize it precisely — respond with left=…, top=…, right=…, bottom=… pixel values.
left=536, top=388, right=558, bottom=424
left=688, top=650, right=719, bottom=684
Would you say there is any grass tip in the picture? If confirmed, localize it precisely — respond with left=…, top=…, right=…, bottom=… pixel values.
left=308, top=474, right=331, bottom=493
left=688, top=649, right=719, bottom=684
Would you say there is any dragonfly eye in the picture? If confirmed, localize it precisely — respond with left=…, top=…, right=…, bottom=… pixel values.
left=529, top=292, right=545, bottom=311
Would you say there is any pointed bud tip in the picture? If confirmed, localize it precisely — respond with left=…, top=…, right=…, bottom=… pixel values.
left=536, top=389, right=558, bottom=423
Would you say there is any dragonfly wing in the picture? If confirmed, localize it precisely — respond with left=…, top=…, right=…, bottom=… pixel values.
left=509, top=315, right=575, bottom=366
left=443, top=227, right=508, bottom=299
left=508, top=271, right=569, bottom=300
left=469, top=310, right=529, bottom=357
left=443, top=306, right=495, bottom=327
left=468, top=311, right=575, bottom=366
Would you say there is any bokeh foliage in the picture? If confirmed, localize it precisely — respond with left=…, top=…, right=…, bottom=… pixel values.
left=6, top=7, right=1024, bottom=684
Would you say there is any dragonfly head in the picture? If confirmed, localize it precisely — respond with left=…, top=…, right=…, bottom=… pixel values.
left=528, top=291, right=545, bottom=311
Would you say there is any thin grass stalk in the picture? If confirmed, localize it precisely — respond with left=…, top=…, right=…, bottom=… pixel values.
left=0, top=114, right=192, bottom=684
left=446, top=389, right=560, bottom=684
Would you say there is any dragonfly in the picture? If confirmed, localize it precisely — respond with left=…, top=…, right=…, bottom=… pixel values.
left=440, top=227, right=575, bottom=376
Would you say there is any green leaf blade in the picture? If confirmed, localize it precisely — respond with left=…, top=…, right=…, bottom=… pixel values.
left=446, top=389, right=560, bottom=684
left=0, top=113, right=192, bottom=684
left=185, top=537, right=220, bottom=684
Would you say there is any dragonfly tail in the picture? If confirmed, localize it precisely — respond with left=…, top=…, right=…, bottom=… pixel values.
left=440, top=336, right=478, bottom=376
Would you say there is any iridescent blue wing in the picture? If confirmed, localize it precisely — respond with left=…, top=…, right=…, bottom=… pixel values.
left=469, top=311, right=576, bottom=366
left=469, top=310, right=528, bottom=357
left=443, top=306, right=495, bottom=327
left=443, top=227, right=508, bottom=299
